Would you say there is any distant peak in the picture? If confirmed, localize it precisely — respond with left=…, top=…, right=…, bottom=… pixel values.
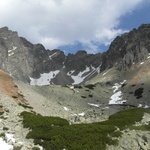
left=75, top=50, right=87, bottom=56
left=138, top=23, right=150, bottom=30
left=0, top=26, right=9, bottom=32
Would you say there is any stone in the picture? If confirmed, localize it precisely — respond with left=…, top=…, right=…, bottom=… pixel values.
left=15, top=125, right=21, bottom=132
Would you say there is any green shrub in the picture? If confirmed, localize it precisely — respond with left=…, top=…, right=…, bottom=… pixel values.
left=129, top=122, right=150, bottom=131
left=89, top=94, right=93, bottom=97
left=13, top=146, right=22, bottom=150
left=0, top=132, right=5, bottom=137
left=81, top=96, right=86, bottom=98
left=109, top=131, right=122, bottom=138
left=108, top=108, right=145, bottom=129
left=84, top=84, right=96, bottom=90
left=21, top=111, right=69, bottom=129
left=21, top=108, right=150, bottom=150
left=19, top=103, right=33, bottom=109
left=74, top=85, right=82, bottom=89
left=12, top=95, right=18, bottom=99
left=32, top=147, right=40, bottom=150
left=134, top=88, right=144, bottom=99
left=3, top=127, right=9, bottom=131
left=0, top=111, right=4, bottom=115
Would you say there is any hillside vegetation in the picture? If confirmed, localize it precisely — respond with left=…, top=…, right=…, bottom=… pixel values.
left=21, top=108, right=150, bottom=150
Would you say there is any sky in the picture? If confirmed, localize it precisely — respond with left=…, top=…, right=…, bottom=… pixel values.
left=0, top=0, right=150, bottom=54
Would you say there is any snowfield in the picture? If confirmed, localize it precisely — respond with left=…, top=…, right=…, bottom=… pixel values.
left=70, top=66, right=90, bottom=84
left=30, top=70, right=60, bottom=86
left=68, top=65, right=101, bottom=84
left=29, top=64, right=102, bottom=86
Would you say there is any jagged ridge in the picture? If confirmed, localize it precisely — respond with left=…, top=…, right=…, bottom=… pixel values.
left=0, top=24, right=150, bottom=85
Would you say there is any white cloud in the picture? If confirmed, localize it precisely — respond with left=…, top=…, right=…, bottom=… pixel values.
left=95, top=28, right=129, bottom=46
left=0, top=0, right=148, bottom=52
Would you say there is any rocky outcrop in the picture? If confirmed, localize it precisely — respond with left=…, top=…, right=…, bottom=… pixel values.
left=0, top=90, right=36, bottom=149
left=107, top=113, right=150, bottom=150
left=102, top=24, right=150, bottom=71
left=107, top=129, right=150, bottom=150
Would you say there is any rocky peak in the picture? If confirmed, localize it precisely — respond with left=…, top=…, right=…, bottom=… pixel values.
left=75, top=50, right=87, bottom=56
left=101, top=24, right=150, bottom=71
left=0, top=26, right=9, bottom=36
left=20, top=37, right=34, bottom=48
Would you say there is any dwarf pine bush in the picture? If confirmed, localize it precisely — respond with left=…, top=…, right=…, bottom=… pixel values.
left=21, top=108, right=150, bottom=150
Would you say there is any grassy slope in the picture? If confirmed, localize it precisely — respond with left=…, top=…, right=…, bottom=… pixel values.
left=21, top=108, right=150, bottom=150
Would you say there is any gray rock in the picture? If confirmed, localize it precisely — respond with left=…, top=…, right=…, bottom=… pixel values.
left=15, top=125, right=22, bottom=132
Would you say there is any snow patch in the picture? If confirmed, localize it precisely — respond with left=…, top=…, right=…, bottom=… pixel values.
left=109, top=91, right=127, bottom=104
left=138, top=104, right=150, bottom=108
left=71, top=66, right=90, bottom=84
left=5, top=133, right=15, bottom=143
left=0, top=138, right=13, bottom=150
left=102, top=69, right=111, bottom=76
left=138, top=104, right=142, bottom=108
left=49, top=52, right=58, bottom=60
left=112, top=83, right=121, bottom=93
left=8, top=46, right=17, bottom=53
left=69, top=86, right=74, bottom=89
left=140, top=62, right=144, bottom=65
left=120, top=80, right=126, bottom=85
left=0, top=133, right=43, bottom=150
left=30, top=70, right=60, bottom=86
left=73, top=112, right=85, bottom=117
left=96, top=63, right=102, bottom=74
left=63, top=107, right=70, bottom=111
left=8, top=46, right=17, bottom=57
left=88, top=103, right=101, bottom=107
left=38, top=146, right=44, bottom=150
left=112, top=80, right=126, bottom=93
left=147, top=56, right=150, bottom=59
left=78, top=112, right=85, bottom=116
left=109, top=91, right=122, bottom=104
left=8, top=52, right=14, bottom=57
left=109, top=80, right=127, bottom=104
left=144, top=105, right=149, bottom=108
left=67, top=64, right=102, bottom=84
left=67, top=70, right=75, bottom=76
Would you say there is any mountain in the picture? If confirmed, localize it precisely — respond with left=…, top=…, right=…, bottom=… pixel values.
left=0, top=27, right=102, bottom=85
left=0, top=24, right=150, bottom=149
left=0, top=24, right=150, bottom=117
left=0, top=24, right=150, bottom=86
left=102, top=24, right=150, bottom=71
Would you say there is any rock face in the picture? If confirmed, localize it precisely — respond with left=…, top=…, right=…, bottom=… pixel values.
left=0, top=24, right=150, bottom=85
left=0, top=27, right=102, bottom=85
left=102, top=24, right=150, bottom=71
